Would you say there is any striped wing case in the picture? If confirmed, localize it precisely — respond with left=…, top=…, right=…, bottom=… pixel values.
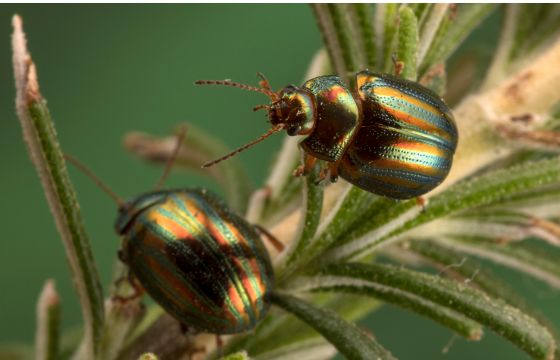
left=118, top=188, right=274, bottom=334
left=340, top=71, right=458, bottom=199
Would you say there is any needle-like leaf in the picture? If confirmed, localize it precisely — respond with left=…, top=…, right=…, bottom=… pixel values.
left=12, top=15, right=104, bottom=357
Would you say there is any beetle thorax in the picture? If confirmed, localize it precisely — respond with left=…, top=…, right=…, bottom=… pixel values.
left=114, top=191, right=168, bottom=235
left=269, top=86, right=316, bottom=136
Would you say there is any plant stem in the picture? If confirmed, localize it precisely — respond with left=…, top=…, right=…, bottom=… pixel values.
left=11, top=15, right=104, bottom=358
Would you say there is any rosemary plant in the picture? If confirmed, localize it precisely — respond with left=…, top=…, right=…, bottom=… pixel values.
left=9, top=4, right=560, bottom=360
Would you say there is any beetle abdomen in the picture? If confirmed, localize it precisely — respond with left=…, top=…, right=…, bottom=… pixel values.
left=123, top=189, right=274, bottom=334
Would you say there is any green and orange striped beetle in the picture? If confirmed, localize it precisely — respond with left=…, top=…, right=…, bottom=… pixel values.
left=66, top=130, right=281, bottom=335
left=196, top=70, right=457, bottom=199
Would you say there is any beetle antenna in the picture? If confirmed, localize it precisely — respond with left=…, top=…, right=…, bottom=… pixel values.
left=256, top=72, right=273, bottom=92
left=202, top=125, right=284, bottom=168
left=195, top=79, right=278, bottom=101
left=253, top=104, right=269, bottom=112
left=154, top=125, right=187, bottom=190
left=64, top=154, right=125, bottom=207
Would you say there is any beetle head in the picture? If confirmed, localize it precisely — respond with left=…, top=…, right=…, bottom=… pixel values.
left=269, top=86, right=316, bottom=136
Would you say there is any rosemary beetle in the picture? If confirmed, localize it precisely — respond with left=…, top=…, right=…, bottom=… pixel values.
left=196, top=71, right=457, bottom=199
left=66, top=128, right=282, bottom=335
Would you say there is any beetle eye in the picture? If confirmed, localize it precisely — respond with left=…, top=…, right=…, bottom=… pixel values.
left=286, top=125, right=301, bottom=136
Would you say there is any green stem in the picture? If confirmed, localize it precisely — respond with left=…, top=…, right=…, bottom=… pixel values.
left=12, top=15, right=104, bottom=357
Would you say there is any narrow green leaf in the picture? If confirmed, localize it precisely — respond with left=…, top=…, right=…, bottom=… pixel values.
left=417, top=4, right=449, bottom=65
left=482, top=5, right=520, bottom=90
left=476, top=182, right=560, bottom=216
left=327, top=4, right=358, bottom=74
left=124, top=123, right=253, bottom=213
left=378, top=3, right=399, bottom=72
left=512, top=4, right=547, bottom=59
left=35, top=280, right=60, bottom=360
left=250, top=135, right=301, bottom=224
left=297, top=270, right=483, bottom=340
left=397, top=6, right=419, bottom=80
left=280, top=164, right=324, bottom=279
left=432, top=210, right=560, bottom=246
left=326, top=155, right=560, bottom=262
left=440, top=237, right=560, bottom=289
left=11, top=15, right=104, bottom=357
left=317, top=263, right=556, bottom=360
left=222, top=314, right=289, bottom=357
left=352, top=4, right=376, bottom=69
left=406, top=240, right=535, bottom=310
left=512, top=5, right=560, bottom=61
left=420, top=5, right=496, bottom=76
left=270, top=292, right=396, bottom=360
left=410, top=4, right=433, bottom=29
left=406, top=238, right=560, bottom=359
left=225, top=293, right=380, bottom=359
left=260, top=173, right=302, bottom=226
left=312, top=4, right=350, bottom=83
left=285, top=186, right=378, bottom=278
left=481, top=4, right=560, bottom=99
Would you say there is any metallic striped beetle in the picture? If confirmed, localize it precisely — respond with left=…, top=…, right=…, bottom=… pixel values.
left=196, top=70, right=457, bottom=199
left=67, top=131, right=277, bottom=335
left=116, top=188, right=275, bottom=334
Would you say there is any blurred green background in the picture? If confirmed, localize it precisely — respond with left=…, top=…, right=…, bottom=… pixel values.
left=0, top=5, right=558, bottom=359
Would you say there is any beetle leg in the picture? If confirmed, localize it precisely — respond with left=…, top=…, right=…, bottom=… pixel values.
left=293, top=154, right=317, bottom=177
left=315, top=167, right=329, bottom=185
left=253, top=224, right=284, bottom=252
left=328, top=162, right=341, bottom=183
left=112, top=274, right=144, bottom=303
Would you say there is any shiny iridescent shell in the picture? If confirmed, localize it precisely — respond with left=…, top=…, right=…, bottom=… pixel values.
left=197, top=70, right=457, bottom=199
left=115, top=188, right=274, bottom=334
left=339, top=71, right=458, bottom=199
